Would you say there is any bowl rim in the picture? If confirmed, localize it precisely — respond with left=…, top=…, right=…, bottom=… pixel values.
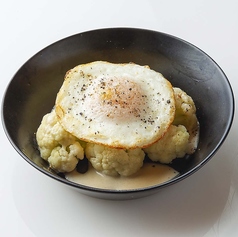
left=1, top=27, right=235, bottom=195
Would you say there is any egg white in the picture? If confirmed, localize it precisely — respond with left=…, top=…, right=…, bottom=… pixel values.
left=55, top=61, right=175, bottom=149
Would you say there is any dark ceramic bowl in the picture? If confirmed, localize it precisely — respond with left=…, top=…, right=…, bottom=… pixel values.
left=2, top=28, right=234, bottom=200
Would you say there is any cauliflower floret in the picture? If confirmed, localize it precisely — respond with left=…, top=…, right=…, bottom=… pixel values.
left=173, top=87, right=198, bottom=134
left=144, top=88, right=199, bottom=164
left=173, top=87, right=199, bottom=154
left=85, top=143, right=145, bottom=176
left=36, top=109, right=84, bottom=173
left=144, top=125, right=189, bottom=164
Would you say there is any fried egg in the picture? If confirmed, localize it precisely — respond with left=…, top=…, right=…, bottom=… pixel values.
left=55, top=61, right=175, bottom=149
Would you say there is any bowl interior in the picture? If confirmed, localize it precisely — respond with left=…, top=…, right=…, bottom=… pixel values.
left=2, top=28, right=234, bottom=199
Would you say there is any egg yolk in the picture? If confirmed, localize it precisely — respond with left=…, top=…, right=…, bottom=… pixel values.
left=85, top=76, right=145, bottom=121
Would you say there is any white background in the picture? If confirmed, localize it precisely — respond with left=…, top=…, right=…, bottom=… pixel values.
left=1, top=1, right=238, bottom=236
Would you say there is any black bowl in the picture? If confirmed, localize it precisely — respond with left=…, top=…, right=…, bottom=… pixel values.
left=2, top=28, right=234, bottom=199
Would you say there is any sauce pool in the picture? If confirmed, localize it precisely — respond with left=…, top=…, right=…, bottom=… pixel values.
left=65, top=163, right=179, bottom=190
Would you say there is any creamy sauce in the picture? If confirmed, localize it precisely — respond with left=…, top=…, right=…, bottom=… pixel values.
left=65, top=163, right=179, bottom=190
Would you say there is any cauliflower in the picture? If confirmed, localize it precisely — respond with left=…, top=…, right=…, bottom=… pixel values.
left=173, top=87, right=199, bottom=154
left=35, top=87, right=199, bottom=176
left=144, top=88, right=199, bottom=163
left=173, top=88, right=198, bottom=134
left=85, top=143, right=145, bottom=176
left=144, top=125, right=189, bottom=164
left=36, top=109, right=84, bottom=173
